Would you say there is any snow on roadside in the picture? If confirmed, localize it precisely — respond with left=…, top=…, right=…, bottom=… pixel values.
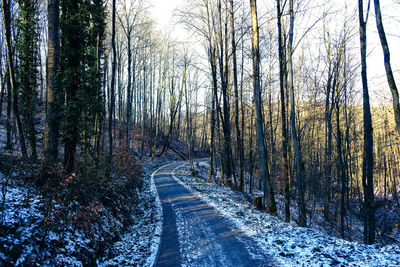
left=146, top=164, right=163, bottom=267
left=174, top=161, right=400, bottom=267
left=0, top=170, right=107, bottom=266
left=0, top=158, right=166, bottom=266
left=98, top=162, right=164, bottom=267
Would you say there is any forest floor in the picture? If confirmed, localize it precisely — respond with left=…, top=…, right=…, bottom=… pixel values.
left=173, top=160, right=400, bottom=266
left=0, top=155, right=167, bottom=265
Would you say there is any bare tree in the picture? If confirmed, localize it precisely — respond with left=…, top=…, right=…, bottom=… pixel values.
left=288, top=0, right=306, bottom=227
left=230, top=0, right=244, bottom=191
left=108, top=0, right=117, bottom=167
left=358, top=0, right=375, bottom=244
left=250, top=0, right=277, bottom=215
left=276, top=0, right=290, bottom=222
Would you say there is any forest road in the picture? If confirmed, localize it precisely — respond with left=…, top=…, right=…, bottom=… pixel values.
left=153, top=161, right=271, bottom=267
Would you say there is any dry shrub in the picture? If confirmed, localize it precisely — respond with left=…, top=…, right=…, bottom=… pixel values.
left=0, top=147, right=142, bottom=265
left=40, top=144, right=142, bottom=231
left=41, top=164, right=107, bottom=230
left=112, top=142, right=142, bottom=187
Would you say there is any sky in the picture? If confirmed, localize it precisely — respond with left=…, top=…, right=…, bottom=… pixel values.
left=149, top=0, right=185, bottom=35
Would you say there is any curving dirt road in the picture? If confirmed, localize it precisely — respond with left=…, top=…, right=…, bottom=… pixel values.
left=153, top=161, right=271, bottom=267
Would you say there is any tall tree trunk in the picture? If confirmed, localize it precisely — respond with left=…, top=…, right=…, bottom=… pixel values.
left=336, top=87, right=345, bottom=238
left=324, top=64, right=334, bottom=221
left=44, top=0, right=60, bottom=165
left=277, top=0, right=290, bottom=222
left=288, top=0, right=306, bottom=227
left=5, top=68, right=12, bottom=150
left=208, top=64, right=216, bottom=180
left=63, top=0, right=81, bottom=173
left=141, top=64, right=147, bottom=159
left=18, top=0, right=38, bottom=159
left=150, top=55, right=163, bottom=161
left=230, top=0, right=244, bottom=191
left=1, top=0, right=28, bottom=158
left=108, top=0, right=117, bottom=167
left=358, top=0, right=375, bottom=244
left=249, top=107, right=254, bottom=193
left=126, top=35, right=132, bottom=147
left=94, top=6, right=105, bottom=162
left=217, top=0, right=233, bottom=187
left=250, top=0, right=277, bottom=216
left=183, top=55, right=194, bottom=173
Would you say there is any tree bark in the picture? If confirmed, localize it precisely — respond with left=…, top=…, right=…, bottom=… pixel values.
left=277, top=0, right=290, bottom=222
left=288, top=0, right=306, bottom=227
left=358, top=0, right=375, bottom=244
left=63, top=0, right=81, bottom=173
left=208, top=49, right=217, bottom=180
left=44, top=0, right=60, bottom=165
left=126, top=34, right=132, bottom=147
left=18, top=0, right=38, bottom=159
left=217, top=0, right=233, bottom=187
left=230, top=0, right=244, bottom=191
left=108, top=0, right=117, bottom=167
left=5, top=68, right=12, bottom=150
left=250, top=0, right=277, bottom=216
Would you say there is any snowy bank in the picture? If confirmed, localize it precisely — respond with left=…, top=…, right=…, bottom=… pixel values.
left=174, top=161, right=400, bottom=267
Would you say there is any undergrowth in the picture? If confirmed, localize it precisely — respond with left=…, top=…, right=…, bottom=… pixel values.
left=0, top=143, right=143, bottom=265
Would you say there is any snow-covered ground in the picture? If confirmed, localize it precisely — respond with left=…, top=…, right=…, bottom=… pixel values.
left=0, top=159, right=164, bottom=266
left=98, top=161, right=163, bottom=266
left=0, top=171, right=46, bottom=265
left=174, top=161, right=400, bottom=266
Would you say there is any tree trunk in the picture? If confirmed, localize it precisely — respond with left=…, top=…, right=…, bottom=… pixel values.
left=141, top=64, right=147, bottom=159
left=217, top=0, right=233, bottom=187
left=208, top=64, right=216, bottom=180
left=358, top=0, right=375, bottom=244
left=336, top=86, right=345, bottom=238
left=63, top=0, right=81, bottom=173
left=44, top=0, right=60, bottom=165
left=324, top=64, right=334, bottom=221
left=230, top=0, right=244, bottom=191
left=250, top=0, right=277, bottom=216
left=288, top=0, right=306, bottom=227
left=108, top=0, right=117, bottom=167
left=18, top=0, right=38, bottom=159
left=183, top=55, right=194, bottom=173
left=150, top=54, right=163, bottom=161
left=249, top=107, right=254, bottom=194
left=5, top=69, right=12, bottom=150
left=277, top=0, right=290, bottom=222
left=126, top=35, right=132, bottom=147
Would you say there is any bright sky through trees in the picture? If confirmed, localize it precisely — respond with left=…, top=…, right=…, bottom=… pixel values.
left=149, top=0, right=184, bottom=31
left=149, top=0, right=400, bottom=106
